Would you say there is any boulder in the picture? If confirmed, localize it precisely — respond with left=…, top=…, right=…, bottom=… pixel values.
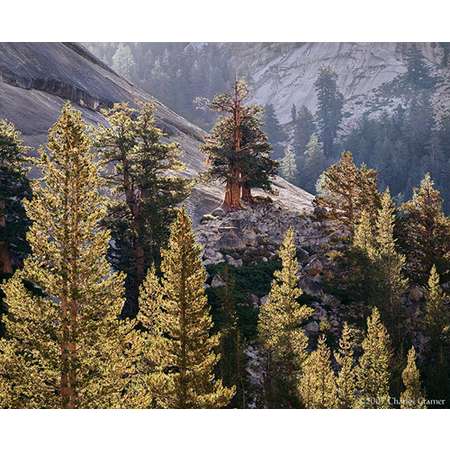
left=225, top=255, right=243, bottom=268
left=217, top=230, right=246, bottom=250
left=211, top=274, right=226, bottom=288
left=304, top=321, right=320, bottom=334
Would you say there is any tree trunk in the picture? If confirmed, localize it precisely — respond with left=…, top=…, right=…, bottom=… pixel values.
left=241, top=184, right=253, bottom=203
left=223, top=178, right=241, bottom=210
left=0, top=200, right=12, bottom=275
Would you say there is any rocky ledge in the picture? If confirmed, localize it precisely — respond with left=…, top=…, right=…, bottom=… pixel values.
left=196, top=200, right=323, bottom=267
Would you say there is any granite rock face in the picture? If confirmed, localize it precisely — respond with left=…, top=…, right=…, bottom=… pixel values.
left=0, top=42, right=313, bottom=222
left=224, top=42, right=445, bottom=124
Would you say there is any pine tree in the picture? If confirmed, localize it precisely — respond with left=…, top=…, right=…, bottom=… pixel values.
left=290, top=104, right=297, bottom=123
left=139, top=208, right=235, bottom=408
left=298, top=335, right=337, bottom=409
left=263, top=103, right=286, bottom=159
left=293, top=105, right=316, bottom=165
left=280, top=144, right=298, bottom=183
left=398, top=173, right=450, bottom=284
left=216, top=265, right=246, bottom=408
left=353, top=210, right=376, bottom=257
left=425, top=265, right=448, bottom=341
left=258, top=228, right=313, bottom=407
left=314, top=66, right=344, bottom=157
left=201, top=80, right=277, bottom=208
left=0, top=104, right=142, bottom=408
left=372, top=190, right=408, bottom=348
left=356, top=308, right=391, bottom=409
left=335, top=323, right=356, bottom=408
left=299, top=133, right=326, bottom=193
left=314, top=151, right=380, bottom=239
left=0, top=120, right=30, bottom=276
left=95, top=101, right=191, bottom=316
left=404, top=46, right=436, bottom=90
left=112, top=43, right=136, bottom=81
left=400, top=346, right=426, bottom=409
left=423, top=265, right=450, bottom=406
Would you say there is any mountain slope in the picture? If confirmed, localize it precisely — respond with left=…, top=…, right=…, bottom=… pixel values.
left=0, top=42, right=313, bottom=221
left=224, top=42, right=445, bottom=124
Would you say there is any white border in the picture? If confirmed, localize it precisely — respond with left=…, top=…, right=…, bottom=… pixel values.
left=0, top=0, right=449, bottom=41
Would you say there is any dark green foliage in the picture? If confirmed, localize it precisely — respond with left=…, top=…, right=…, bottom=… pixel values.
left=0, top=120, right=31, bottom=336
left=213, top=266, right=247, bottom=408
left=206, top=260, right=280, bottom=341
left=0, top=120, right=31, bottom=272
left=263, top=103, right=287, bottom=159
left=293, top=106, right=316, bottom=159
left=201, top=81, right=278, bottom=204
left=314, top=67, right=344, bottom=157
left=95, top=102, right=191, bottom=316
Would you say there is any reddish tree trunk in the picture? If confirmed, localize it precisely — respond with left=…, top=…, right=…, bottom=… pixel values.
left=223, top=176, right=241, bottom=210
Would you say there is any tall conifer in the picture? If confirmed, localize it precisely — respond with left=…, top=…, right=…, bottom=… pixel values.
left=314, top=151, right=379, bottom=239
left=0, top=104, right=141, bottom=408
left=356, top=308, right=391, bottom=409
left=96, top=101, right=191, bottom=316
left=372, top=190, right=408, bottom=348
left=398, top=173, right=450, bottom=284
left=298, top=335, right=337, bottom=409
left=139, top=209, right=235, bottom=408
left=335, top=323, right=356, bottom=408
left=400, top=346, right=426, bottom=409
left=258, top=228, right=312, bottom=407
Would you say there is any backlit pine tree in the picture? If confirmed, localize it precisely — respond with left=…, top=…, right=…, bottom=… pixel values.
left=298, top=335, right=337, bottom=409
left=425, top=265, right=448, bottom=341
left=335, top=322, right=356, bottom=408
left=398, top=173, right=450, bottom=284
left=353, top=209, right=376, bottom=257
left=314, top=151, right=380, bottom=239
left=422, top=265, right=450, bottom=404
left=0, top=104, right=142, bottom=408
left=372, top=190, right=408, bottom=348
left=355, top=307, right=391, bottom=409
left=258, top=228, right=313, bottom=407
left=96, top=101, right=191, bottom=316
left=140, top=208, right=235, bottom=408
left=400, top=346, right=426, bottom=409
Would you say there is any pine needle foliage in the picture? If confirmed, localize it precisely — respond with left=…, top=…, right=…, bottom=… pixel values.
left=96, top=101, right=191, bottom=316
left=356, top=307, right=392, bottom=409
left=298, top=335, right=337, bottom=408
left=335, top=322, right=356, bottom=408
left=314, top=151, right=380, bottom=240
left=139, top=208, right=235, bottom=408
left=0, top=103, right=142, bottom=408
left=400, top=346, right=426, bottom=409
left=398, top=173, right=450, bottom=284
left=258, top=228, right=313, bottom=407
